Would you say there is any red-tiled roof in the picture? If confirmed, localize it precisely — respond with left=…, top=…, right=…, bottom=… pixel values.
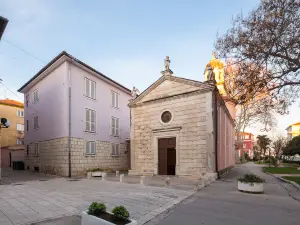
left=0, top=99, right=24, bottom=108
left=292, top=122, right=300, bottom=126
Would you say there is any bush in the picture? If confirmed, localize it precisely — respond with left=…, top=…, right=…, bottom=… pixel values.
left=238, top=173, right=264, bottom=183
left=112, top=206, right=130, bottom=219
left=88, top=202, right=107, bottom=217
left=87, top=168, right=104, bottom=172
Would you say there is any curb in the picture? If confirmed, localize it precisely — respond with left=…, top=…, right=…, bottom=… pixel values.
left=264, top=171, right=300, bottom=190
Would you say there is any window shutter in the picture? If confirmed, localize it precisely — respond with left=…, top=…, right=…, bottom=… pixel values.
left=116, top=118, right=119, bottom=137
left=85, top=78, right=90, bottom=97
left=116, top=144, right=119, bottom=155
left=116, top=94, right=119, bottom=108
left=85, top=109, right=90, bottom=131
left=111, top=92, right=115, bottom=107
left=112, top=144, right=115, bottom=155
left=91, top=142, right=96, bottom=154
left=111, top=117, right=115, bottom=135
left=91, top=81, right=96, bottom=99
left=85, top=141, right=90, bottom=154
left=91, top=110, right=96, bottom=132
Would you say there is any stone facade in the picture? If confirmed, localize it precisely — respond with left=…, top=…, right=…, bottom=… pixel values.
left=25, top=137, right=128, bottom=176
left=129, top=75, right=217, bottom=178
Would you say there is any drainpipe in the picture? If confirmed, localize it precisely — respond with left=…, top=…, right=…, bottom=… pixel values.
left=214, top=92, right=219, bottom=178
left=68, top=63, right=72, bottom=177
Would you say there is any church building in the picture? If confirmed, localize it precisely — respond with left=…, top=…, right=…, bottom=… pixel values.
left=128, top=56, right=235, bottom=180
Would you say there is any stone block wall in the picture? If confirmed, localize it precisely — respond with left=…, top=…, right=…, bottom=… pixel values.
left=25, top=137, right=128, bottom=176
left=131, top=90, right=211, bottom=177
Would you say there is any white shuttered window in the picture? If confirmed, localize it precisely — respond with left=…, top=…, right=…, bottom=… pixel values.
left=85, top=109, right=96, bottom=132
left=111, top=144, right=120, bottom=155
left=85, top=78, right=96, bottom=99
left=111, top=117, right=119, bottom=137
left=85, top=141, right=96, bottom=155
left=111, top=91, right=119, bottom=108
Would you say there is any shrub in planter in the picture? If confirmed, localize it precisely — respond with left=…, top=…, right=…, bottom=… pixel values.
left=238, top=174, right=264, bottom=183
left=112, top=206, right=130, bottom=219
left=82, top=202, right=136, bottom=225
left=238, top=173, right=264, bottom=194
left=88, top=202, right=107, bottom=217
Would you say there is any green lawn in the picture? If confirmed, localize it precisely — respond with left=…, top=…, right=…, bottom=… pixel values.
left=283, top=163, right=300, bottom=168
left=263, top=167, right=300, bottom=174
left=282, top=176, right=300, bottom=185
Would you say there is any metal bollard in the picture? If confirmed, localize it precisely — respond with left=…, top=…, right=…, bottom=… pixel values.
left=165, top=177, right=170, bottom=187
left=116, top=171, right=120, bottom=177
left=120, top=174, right=124, bottom=183
left=140, top=176, right=145, bottom=185
left=102, top=172, right=107, bottom=181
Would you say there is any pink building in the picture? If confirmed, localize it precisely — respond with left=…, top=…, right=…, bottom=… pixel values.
left=18, top=52, right=132, bottom=176
left=235, top=132, right=255, bottom=159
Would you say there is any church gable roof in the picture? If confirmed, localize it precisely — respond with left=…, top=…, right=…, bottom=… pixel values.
left=129, top=75, right=215, bottom=107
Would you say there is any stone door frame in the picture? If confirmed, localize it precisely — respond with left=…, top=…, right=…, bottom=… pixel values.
left=152, top=127, right=181, bottom=175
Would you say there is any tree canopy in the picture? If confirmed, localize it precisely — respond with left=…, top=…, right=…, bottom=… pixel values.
left=283, top=135, right=300, bottom=156
left=257, top=135, right=272, bottom=156
left=216, top=0, right=300, bottom=114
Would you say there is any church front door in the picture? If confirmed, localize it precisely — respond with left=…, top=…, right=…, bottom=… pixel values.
left=158, top=137, right=176, bottom=175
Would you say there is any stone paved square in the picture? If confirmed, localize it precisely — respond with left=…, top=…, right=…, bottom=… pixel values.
left=0, top=171, right=194, bottom=225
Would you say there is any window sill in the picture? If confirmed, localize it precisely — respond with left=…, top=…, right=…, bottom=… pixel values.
left=83, top=95, right=97, bottom=101
left=85, top=154, right=96, bottom=157
left=110, top=135, right=120, bottom=138
left=111, top=154, right=120, bottom=157
left=110, top=105, right=119, bottom=110
left=84, top=131, right=98, bottom=135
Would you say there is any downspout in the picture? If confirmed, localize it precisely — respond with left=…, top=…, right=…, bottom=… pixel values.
left=68, top=63, right=72, bottom=177
left=214, top=91, right=219, bottom=178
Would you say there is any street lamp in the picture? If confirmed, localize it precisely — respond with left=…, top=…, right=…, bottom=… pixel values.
left=0, top=16, right=8, bottom=40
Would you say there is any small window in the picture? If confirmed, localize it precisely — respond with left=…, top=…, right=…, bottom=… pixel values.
left=33, top=90, right=39, bottom=103
left=26, top=120, right=29, bottom=131
left=85, top=78, right=96, bottom=99
left=111, top=91, right=119, bottom=108
left=26, top=145, right=29, bottom=156
left=161, top=111, right=172, bottom=123
left=111, top=117, right=119, bottom=137
left=34, top=143, right=39, bottom=156
left=245, top=135, right=249, bottom=139
left=85, top=141, right=96, bottom=155
left=85, top=109, right=96, bottom=132
left=111, top=143, right=120, bottom=156
left=243, top=144, right=246, bottom=149
left=16, top=139, right=22, bottom=145
left=34, top=116, right=39, bottom=130
left=17, top=110, right=24, bottom=117
left=26, top=95, right=29, bottom=107
left=17, top=124, right=24, bottom=131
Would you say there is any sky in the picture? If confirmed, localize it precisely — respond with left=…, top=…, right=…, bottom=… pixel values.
left=0, top=0, right=299, bottom=137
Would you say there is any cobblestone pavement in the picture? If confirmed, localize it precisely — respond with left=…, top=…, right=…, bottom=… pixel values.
left=0, top=170, right=194, bottom=225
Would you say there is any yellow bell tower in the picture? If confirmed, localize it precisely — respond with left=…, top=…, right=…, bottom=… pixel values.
left=204, top=53, right=226, bottom=96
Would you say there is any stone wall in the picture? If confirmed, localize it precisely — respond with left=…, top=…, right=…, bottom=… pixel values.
left=70, top=138, right=128, bottom=176
left=25, top=137, right=128, bottom=176
left=130, top=89, right=212, bottom=177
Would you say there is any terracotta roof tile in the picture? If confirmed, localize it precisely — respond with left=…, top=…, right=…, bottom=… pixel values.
left=0, top=98, right=24, bottom=108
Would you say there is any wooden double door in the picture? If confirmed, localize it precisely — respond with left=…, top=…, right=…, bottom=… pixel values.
left=158, top=138, right=176, bottom=175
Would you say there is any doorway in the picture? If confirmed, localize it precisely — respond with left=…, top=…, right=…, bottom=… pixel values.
left=158, top=137, right=176, bottom=175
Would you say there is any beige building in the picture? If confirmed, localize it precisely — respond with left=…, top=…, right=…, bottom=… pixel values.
left=0, top=99, right=25, bottom=168
left=128, top=59, right=235, bottom=179
left=0, top=99, right=24, bottom=147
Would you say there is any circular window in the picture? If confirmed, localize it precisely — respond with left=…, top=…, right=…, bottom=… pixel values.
left=161, top=111, right=172, bottom=123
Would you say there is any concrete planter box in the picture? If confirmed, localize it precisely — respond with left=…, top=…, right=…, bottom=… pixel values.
left=91, top=171, right=103, bottom=177
left=238, top=181, right=264, bottom=193
left=81, top=211, right=137, bottom=225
